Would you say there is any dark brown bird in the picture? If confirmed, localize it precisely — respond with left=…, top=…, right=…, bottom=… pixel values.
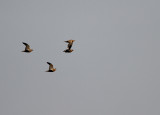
left=64, top=40, right=75, bottom=50
left=46, top=62, right=56, bottom=72
left=22, top=42, right=33, bottom=53
left=63, top=49, right=74, bottom=53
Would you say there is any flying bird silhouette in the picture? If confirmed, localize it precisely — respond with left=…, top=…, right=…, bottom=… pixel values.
left=22, top=42, right=33, bottom=53
left=46, top=62, right=56, bottom=72
left=64, top=40, right=75, bottom=50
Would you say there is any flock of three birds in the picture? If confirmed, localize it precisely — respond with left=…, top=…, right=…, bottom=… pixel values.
left=22, top=40, right=75, bottom=72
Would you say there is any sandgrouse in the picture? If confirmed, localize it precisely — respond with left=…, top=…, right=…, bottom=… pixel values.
left=46, top=62, right=56, bottom=72
left=64, top=40, right=75, bottom=53
left=22, top=42, right=33, bottom=53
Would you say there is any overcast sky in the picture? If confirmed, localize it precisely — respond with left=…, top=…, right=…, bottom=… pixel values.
left=0, top=0, right=160, bottom=115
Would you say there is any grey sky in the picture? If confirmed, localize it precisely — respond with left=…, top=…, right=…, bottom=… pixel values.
left=0, top=0, right=160, bottom=115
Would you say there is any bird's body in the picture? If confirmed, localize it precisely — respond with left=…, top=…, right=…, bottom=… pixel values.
left=22, top=42, right=33, bottom=53
left=46, top=62, right=56, bottom=72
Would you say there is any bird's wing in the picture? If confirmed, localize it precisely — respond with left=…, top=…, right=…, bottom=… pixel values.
left=47, top=62, right=54, bottom=70
left=65, top=40, right=74, bottom=43
left=64, top=40, right=70, bottom=43
left=22, top=42, right=30, bottom=49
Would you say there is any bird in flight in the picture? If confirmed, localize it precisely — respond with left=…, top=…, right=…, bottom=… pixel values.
left=22, top=42, right=33, bottom=53
left=64, top=40, right=75, bottom=53
left=46, top=62, right=56, bottom=72
left=65, top=40, right=75, bottom=50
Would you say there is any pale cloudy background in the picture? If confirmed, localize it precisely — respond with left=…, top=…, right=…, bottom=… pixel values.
left=0, top=0, right=160, bottom=115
